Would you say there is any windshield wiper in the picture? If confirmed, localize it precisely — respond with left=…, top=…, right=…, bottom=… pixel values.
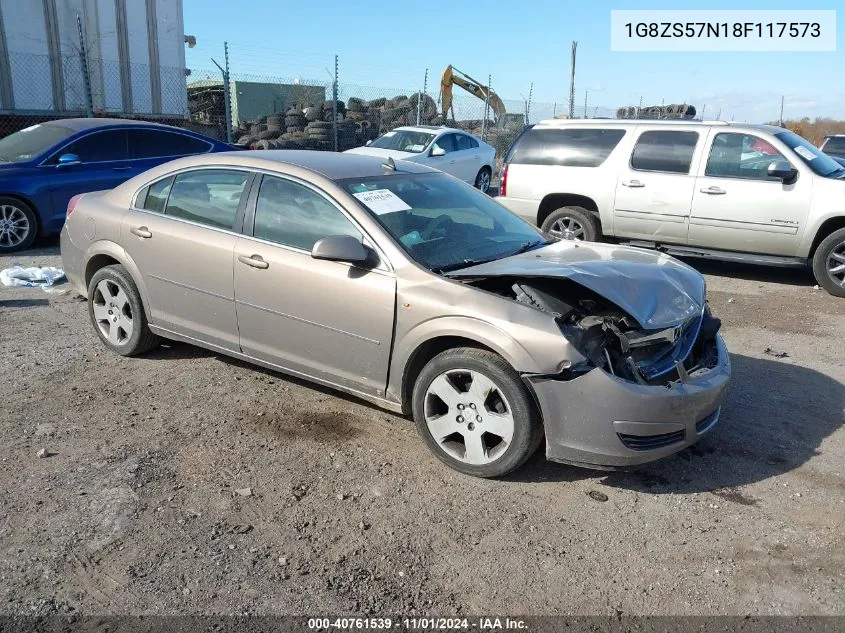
left=510, top=239, right=552, bottom=256
left=433, top=257, right=502, bottom=274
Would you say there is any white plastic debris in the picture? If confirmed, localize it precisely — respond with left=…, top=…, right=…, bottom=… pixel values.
left=0, top=265, right=65, bottom=288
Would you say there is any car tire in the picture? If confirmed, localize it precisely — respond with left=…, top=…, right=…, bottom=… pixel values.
left=474, top=167, right=492, bottom=194
left=812, top=227, right=845, bottom=297
left=0, top=197, right=38, bottom=253
left=541, top=206, right=600, bottom=242
left=87, top=265, right=160, bottom=357
left=412, top=347, right=543, bottom=478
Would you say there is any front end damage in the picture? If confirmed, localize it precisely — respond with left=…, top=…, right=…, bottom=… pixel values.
left=457, top=275, right=731, bottom=468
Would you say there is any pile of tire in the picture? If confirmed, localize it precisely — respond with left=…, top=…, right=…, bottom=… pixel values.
left=284, top=107, right=307, bottom=133
left=322, top=99, right=347, bottom=122
left=306, top=120, right=333, bottom=145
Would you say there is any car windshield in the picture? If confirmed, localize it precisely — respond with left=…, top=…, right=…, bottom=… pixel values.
left=340, top=172, right=548, bottom=272
left=369, top=130, right=436, bottom=153
left=775, top=130, right=844, bottom=178
left=0, top=123, right=76, bottom=163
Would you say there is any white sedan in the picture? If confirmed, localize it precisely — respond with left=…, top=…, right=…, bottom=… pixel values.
left=344, top=126, right=496, bottom=193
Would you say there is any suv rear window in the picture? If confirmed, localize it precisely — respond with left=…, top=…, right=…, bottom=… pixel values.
left=506, top=128, right=626, bottom=167
left=630, top=130, right=699, bottom=174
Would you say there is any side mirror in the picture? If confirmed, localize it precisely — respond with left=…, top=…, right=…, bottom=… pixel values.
left=430, top=146, right=446, bottom=157
left=311, top=235, right=372, bottom=265
left=767, top=160, right=798, bottom=184
left=57, top=153, right=80, bottom=167
left=365, top=140, right=372, bottom=146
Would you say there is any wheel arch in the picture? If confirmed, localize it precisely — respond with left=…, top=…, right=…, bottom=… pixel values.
left=83, top=242, right=152, bottom=320
left=392, top=318, right=537, bottom=415
left=537, top=193, right=600, bottom=229
left=809, top=215, right=845, bottom=258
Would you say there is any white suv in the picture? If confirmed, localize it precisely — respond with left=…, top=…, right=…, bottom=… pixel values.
left=496, top=120, right=845, bottom=296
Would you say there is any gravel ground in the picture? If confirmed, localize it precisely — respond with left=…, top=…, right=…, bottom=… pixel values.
left=0, top=239, right=843, bottom=617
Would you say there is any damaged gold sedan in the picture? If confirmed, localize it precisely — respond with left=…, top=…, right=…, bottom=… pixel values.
left=61, top=151, right=730, bottom=477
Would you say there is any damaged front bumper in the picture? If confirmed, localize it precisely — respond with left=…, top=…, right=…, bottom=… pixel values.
left=525, top=335, right=730, bottom=469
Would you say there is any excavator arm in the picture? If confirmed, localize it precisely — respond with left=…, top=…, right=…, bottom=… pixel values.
left=440, top=65, right=507, bottom=125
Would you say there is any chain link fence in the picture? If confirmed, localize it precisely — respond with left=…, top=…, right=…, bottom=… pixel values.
left=0, top=45, right=679, bottom=164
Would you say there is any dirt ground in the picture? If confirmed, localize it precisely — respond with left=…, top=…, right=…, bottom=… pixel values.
left=1, top=239, right=843, bottom=617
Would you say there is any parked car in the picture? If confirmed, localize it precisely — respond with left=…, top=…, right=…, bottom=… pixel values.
left=496, top=120, right=845, bottom=296
left=0, top=118, right=234, bottom=252
left=344, top=126, right=496, bottom=193
left=61, top=151, right=729, bottom=477
left=819, top=134, right=845, bottom=160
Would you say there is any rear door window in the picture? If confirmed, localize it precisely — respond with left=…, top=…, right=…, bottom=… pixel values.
left=630, top=130, right=699, bottom=174
left=164, top=170, right=250, bottom=230
left=432, top=134, right=457, bottom=154
left=456, top=135, right=478, bottom=151
left=130, top=129, right=212, bottom=159
left=507, top=128, right=626, bottom=167
left=137, top=176, right=175, bottom=212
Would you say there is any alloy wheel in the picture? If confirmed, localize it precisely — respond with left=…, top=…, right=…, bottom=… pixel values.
left=827, top=240, right=845, bottom=288
left=92, top=279, right=134, bottom=346
left=477, top=170, right=491, bottom=193
left=549, top=217, right=584, bottom=241
left=423, top=368, right=515, bottom=465
left=0, top=204, right=30, bottom=248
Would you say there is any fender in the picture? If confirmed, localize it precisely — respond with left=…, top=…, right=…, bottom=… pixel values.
left=799, top=208, right=845, bottom=257
left=388, top=314, right=554, bottom=405
left=84, top=240, right=153, bottom=321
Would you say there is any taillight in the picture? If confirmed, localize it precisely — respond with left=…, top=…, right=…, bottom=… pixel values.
left=500, top=163, right=509, bottom=197
left=67, top=193, right=83, bottom=217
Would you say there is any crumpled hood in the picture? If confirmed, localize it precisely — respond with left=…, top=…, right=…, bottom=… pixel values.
left=343, top=146, right=419, bottom=161
left=447, top=241, right=705, bottom=329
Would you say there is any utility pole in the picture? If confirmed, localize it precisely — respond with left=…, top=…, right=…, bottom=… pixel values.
left=332, top=55, right=338, bottom=151
left=568, top=41, right=577, bottom=119
left=779, top=95, right=784, bottom=126
left=526, top=82, right=533, bottom=123
left=584, top=91, right=588, bottom=118
left=701, top=104, right=706, bottom=121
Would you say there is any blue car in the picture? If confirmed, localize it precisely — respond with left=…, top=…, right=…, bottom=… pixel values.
left=0, top=118, right=235, bottom=252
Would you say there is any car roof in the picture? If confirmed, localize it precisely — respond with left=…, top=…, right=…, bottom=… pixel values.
left=534, top=119, right=789, bottom=134
left=169, top=150, right=438, bottom=180
left=394, top=125, right=471, bottom=135
left=43, top=117, right=192, bottom=132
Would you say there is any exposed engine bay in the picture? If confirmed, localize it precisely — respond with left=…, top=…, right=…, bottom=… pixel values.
left=464, top=276, right=721, bottom=386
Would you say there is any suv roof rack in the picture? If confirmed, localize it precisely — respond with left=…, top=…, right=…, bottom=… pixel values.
left=538, top=118, right=730, bottom=126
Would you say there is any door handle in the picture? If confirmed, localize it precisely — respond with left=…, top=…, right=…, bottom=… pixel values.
left=129, top=226, right=152, bottom=239
left=112, top=166, right=132, bottom=172
left=238, top=254, right=269, bottom=269
left=700, top=186, right=726, bottom=195
left=621, top=179, right=644, bottom=188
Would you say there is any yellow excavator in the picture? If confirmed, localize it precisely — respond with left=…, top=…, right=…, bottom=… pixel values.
left=440, top=65, right=509, bottom=127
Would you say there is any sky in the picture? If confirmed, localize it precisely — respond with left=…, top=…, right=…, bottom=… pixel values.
left=183, top=0, right=843, bottom=123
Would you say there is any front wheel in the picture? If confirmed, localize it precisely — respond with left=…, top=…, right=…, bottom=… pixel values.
left=474, top=167, right=492, bottom=194
left=0, top=197, right=38, bottom=253
left=412, top=348, right=543, bottom=478
left=812, top=227, right=845, bottom=297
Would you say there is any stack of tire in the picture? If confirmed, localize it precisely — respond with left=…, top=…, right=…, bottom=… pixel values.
left=284, top=107, right=307, bottom=134
left=322, top=99, right=347, bottom=122
left=336, top=119, right=357, bottom=151
left=305, top=120, right=333, bottom=150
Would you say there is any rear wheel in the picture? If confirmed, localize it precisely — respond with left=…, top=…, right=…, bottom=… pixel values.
left=0, top=197, right=37, bottom=253
left=812, top=227, right=845, bottom=297
left=474, top=167, right=492, bottom=193
left=412, top=348, right=543, bottom=478
left=87, top=265, right=160, bottom=356
left=541, top=206, right=600, bottom=242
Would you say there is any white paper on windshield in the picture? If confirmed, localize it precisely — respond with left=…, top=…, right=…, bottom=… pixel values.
left=406, top=144, right=425, bottom=152
left=353, top=189, right=412, bottom=215
left=793, top=146, right=816, bottom=161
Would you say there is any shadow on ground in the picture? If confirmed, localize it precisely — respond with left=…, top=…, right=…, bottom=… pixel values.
left=510, top=353, right=844, bottom=493
left=680, top=257, right=815, bottom=287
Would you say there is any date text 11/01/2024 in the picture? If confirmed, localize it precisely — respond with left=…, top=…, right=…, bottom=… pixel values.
left=624, top=22, right=821, bottom=38
left=307, top=617, right=529, bottom=630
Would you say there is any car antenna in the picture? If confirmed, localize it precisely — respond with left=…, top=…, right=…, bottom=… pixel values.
left=382, top=156, right=396, bottom=172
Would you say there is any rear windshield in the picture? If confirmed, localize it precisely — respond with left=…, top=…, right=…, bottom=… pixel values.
left=822, top=136, right=845, bottom=155
left=506, top=127, right=626, bottom=167
left=0, top=123, right=76, bottom=163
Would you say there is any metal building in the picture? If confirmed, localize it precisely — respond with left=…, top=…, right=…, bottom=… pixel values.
left=0, top=0, right=188, bottom=118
